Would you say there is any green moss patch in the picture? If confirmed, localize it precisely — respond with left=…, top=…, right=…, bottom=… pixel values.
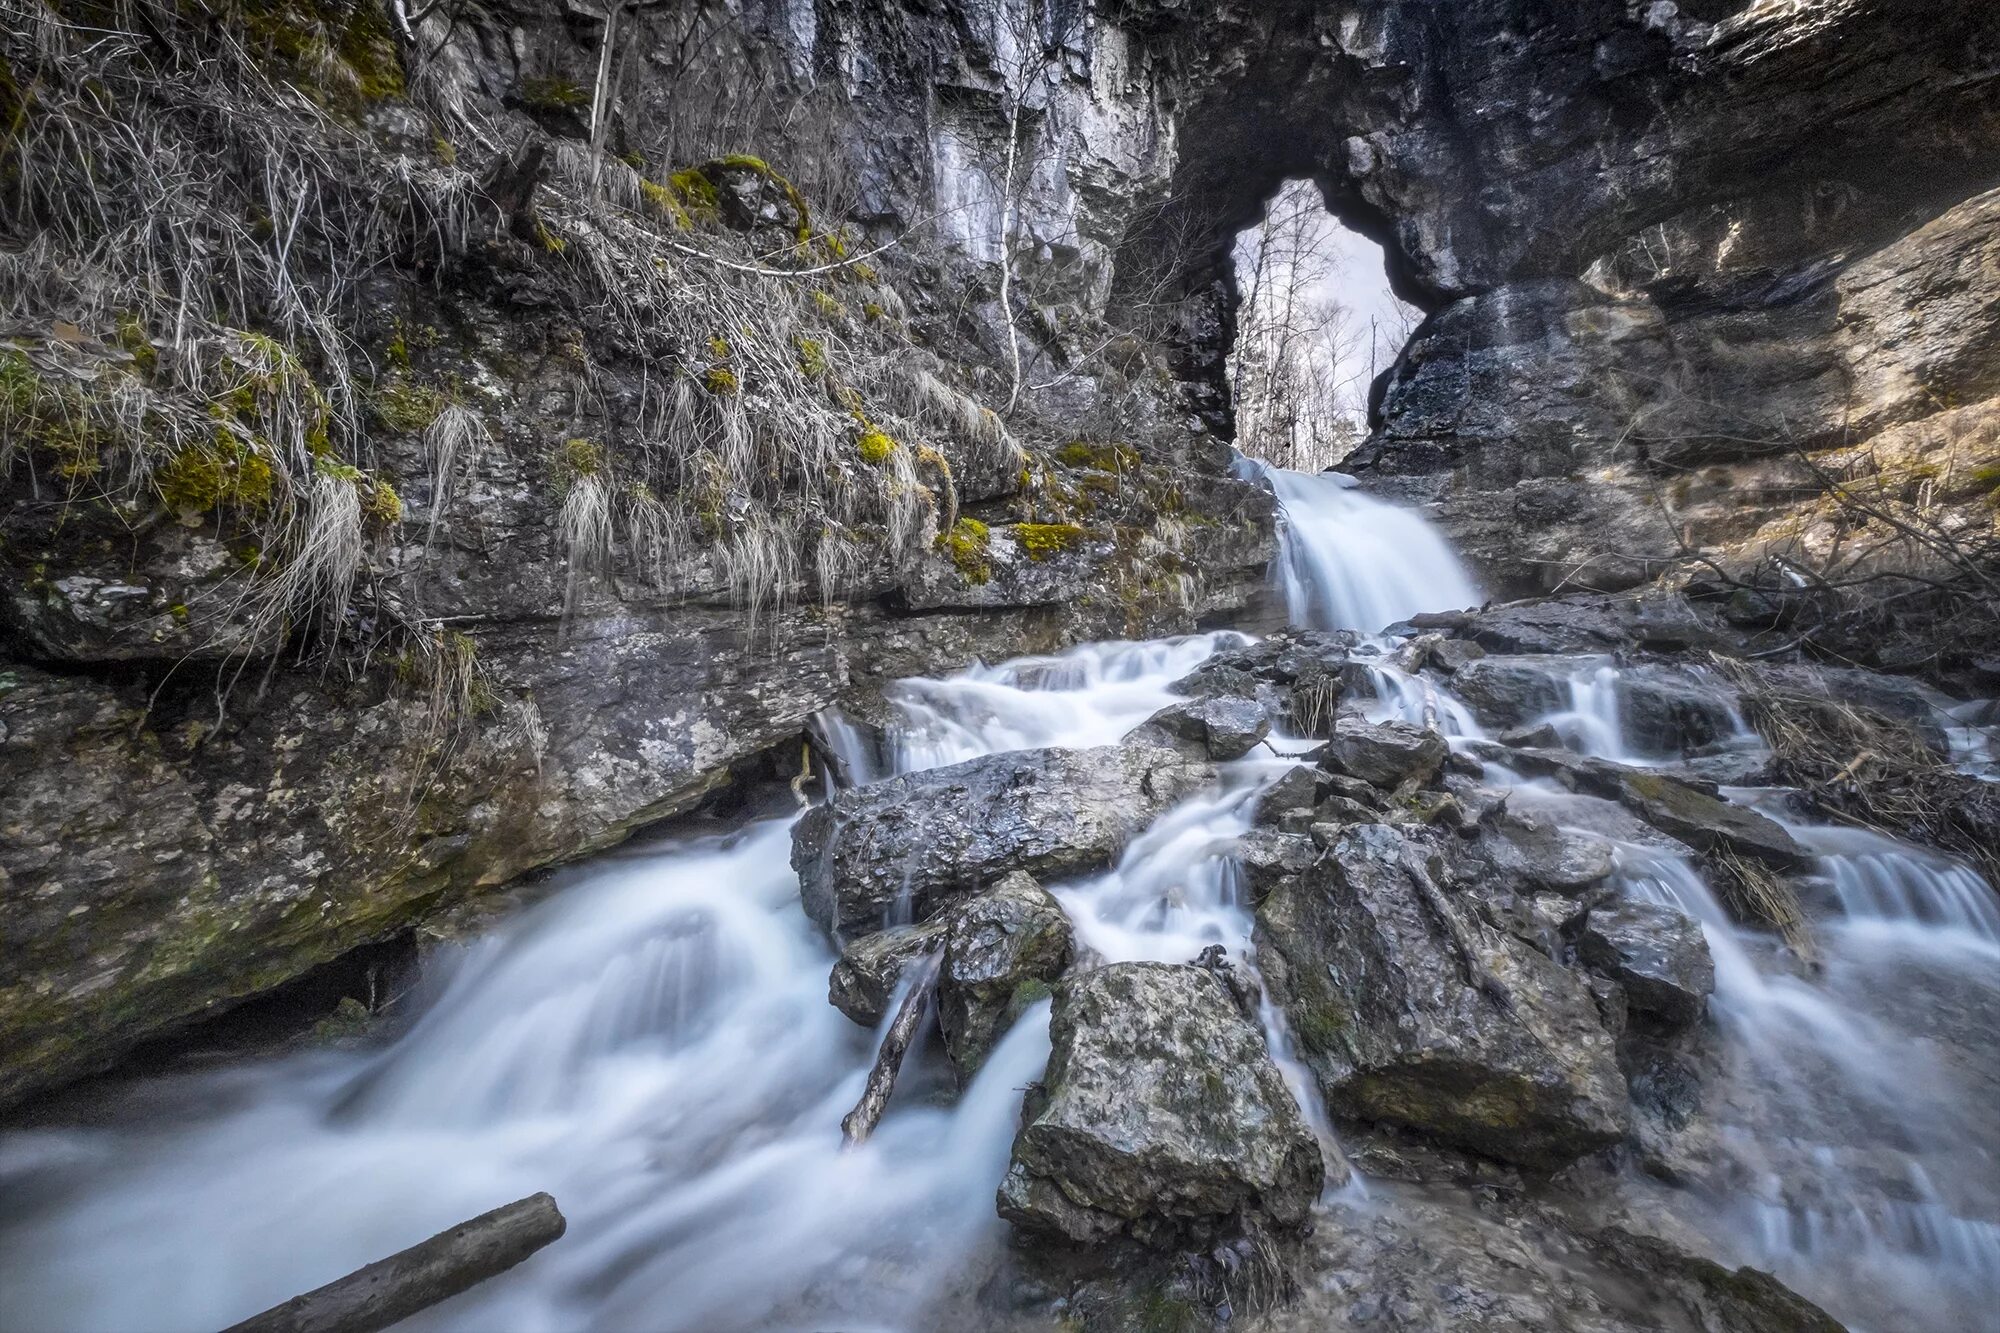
left=939, top=517, right=991, bottom=584
left=1015, top=522, right=1084, bottom=561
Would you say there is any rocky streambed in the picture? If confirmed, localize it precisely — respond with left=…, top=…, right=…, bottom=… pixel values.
left=2, top=477, right=1998, bottom=1333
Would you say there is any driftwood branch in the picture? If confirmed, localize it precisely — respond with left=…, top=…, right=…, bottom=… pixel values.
left=221, top=1192, right=567, bottom=1333
left=840, top=950, right=942, bottom=1148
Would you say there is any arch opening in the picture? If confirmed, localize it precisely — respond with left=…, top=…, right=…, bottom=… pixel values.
left=1227, top=179, right=1421, bottom=474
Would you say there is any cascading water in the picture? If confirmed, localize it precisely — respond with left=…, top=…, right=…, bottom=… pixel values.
left=4, top=458, right=1996, bottom=1333
left=1240, top=459, right=1482, bottom=633
left=0, top=637, right=1259, bottom=1333
left=1248, top=457, right=2000, bottom=1328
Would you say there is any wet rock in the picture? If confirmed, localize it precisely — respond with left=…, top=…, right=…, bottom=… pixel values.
left=1251, top=764, right=1324, bottom=827
left=1455, top=594, right=1724, bottom=657
left=998, top=962, right=1324, bottom=1247
left=1613, top=772, right=1812, bottom=870
left=1125, top=695, right=1271, bottom=761
left=1448, top=657, right=1573, bottom=730
left=938, top=872, right=1072, bottom=1080
left=1579, top=901, right=1714, bottom=1031
left=1590, top=1228, right=1846, bottom=1333
left=1236, top=828, right=1318, bottom=901
left=1453, top=654, right=1746, bottom=755
left=1497, top=720, right=1563, bottom=749
left=1257, top=824, right=1628, bottom=1171
left=792, top=745, right=1210, bottom=938
left=1323, top=716, right=1447, bottom=789
left=1429, top=639, right=1487, bottom=673
left=1480, top=891, right=1592, bottom=958
left=829, top=922, right=946, bottom=1027
left=1472, top=810, right=1619, bottom=896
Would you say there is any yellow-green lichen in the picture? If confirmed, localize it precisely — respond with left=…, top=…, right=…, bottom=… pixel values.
left=704, top=154, right=812, bottom=242
left=363, top=478, right=402, bottom=526
left=521, top=75, right=588, bottom=112
left=371, top=376, right=446, bottom=434
left=237, top=0, right=404, bottom=112
left=553, top=437, right=605, bottom=483
left=1056, top=440, right=1140, bottom=472
left=940, top=517, right=991, bottom=585
left=857, top=425, right=897, bottom=464
left=704, top=366, right=739, bottom=396
left=155, top=437, right=277, bottom=515
left=115, top=312, right=157, bottom=377
left=668, top=168, right=720, bottom=220
left=812, top=290, right=847, bottom=320
left=796, top=338, right=828, bottom=379
left=639, top=178, right=692, bottom=229
left=1015, top=522, right=1084, bottom=561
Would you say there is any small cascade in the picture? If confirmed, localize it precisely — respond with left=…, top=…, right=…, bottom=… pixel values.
left=1241, top=459, right=1482, bottom=633
left=1545, top=659, right=1632, bottom=761
left=826, top=633, right=1246, bottom=781
left=1800, top=825, right=2000, bottom=948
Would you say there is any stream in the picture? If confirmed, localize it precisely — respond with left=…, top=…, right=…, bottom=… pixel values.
left=1, top=467, right=1996, bottom=1332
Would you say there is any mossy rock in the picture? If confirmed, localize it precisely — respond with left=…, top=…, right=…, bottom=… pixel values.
left=939, top=517, right=991, bottom=584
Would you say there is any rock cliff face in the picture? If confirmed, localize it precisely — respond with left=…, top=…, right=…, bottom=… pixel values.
left=4, top=0, right=1997, bottom=1105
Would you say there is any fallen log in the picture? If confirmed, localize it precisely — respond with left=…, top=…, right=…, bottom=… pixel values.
left=220, top=1192, right=566, bottom=1333
left=841, top=949, right=942, bottom=1148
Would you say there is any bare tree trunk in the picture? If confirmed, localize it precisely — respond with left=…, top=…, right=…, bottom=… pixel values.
left=998, top=89, right=1026, bottom=418
left=841, top=950, right=942, bottom=1147
left=222, top=1193, right=567, bottom=1333
left=586, top=2, right=625, bottom=202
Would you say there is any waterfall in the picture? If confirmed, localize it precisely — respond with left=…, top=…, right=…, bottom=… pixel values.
left=1240, top=459, right=1482, bottom=633
left=0, top=633, right=1267, bottom=1333
left=4, top=456, right=1997, bottom=1333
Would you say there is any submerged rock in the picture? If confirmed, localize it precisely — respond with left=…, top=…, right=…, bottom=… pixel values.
left=829, top=922, right=946, bottom=1027
left=998, top=962, right=1323, bottom=1247
left=1258, top=824, right=1628, bottom=1171
left=938, top=872, right=1072, bottom=1080
left=791, top=745, right=1209, bottom=938
left=1579, top=901, right=1714, bottom=1031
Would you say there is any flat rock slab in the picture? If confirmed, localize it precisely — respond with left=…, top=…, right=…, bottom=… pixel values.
left=1125, top=695, right=1271, bottom=760
left=999, top=961, right=1324, bottom=1247
left=792, top=745, right=1211, bottom=938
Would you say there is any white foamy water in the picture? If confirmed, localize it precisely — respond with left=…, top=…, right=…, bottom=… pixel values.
left=5, top=454, right=1998, bottom=1333
left=827, top=632, right=1249, bottom=782
left=1241, top=459, right=1481, bottom=633
left=0, top=634, right=1251, bottom=1333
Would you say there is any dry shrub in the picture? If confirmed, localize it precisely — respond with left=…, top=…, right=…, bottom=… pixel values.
left=1714, top=655, right=2000, bottom=886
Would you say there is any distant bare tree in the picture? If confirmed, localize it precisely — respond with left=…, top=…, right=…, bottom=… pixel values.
left=1230, top=180, right=1411, bottom=472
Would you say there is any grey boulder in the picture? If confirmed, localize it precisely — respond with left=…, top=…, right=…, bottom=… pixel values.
left=1579, top=900, right=1714, bottom=1031
left=938, top=872, right=1073, bottom=1080
left=1324, top=716, right=1447, bottom=788
left=1257, top=824, right=1629, bottom=1171
left=1125, top=695, right=1271, bottom=761
left=998, top=962, right=1324, bottom=1247
left=792, top=745, right=1210, bottom=938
